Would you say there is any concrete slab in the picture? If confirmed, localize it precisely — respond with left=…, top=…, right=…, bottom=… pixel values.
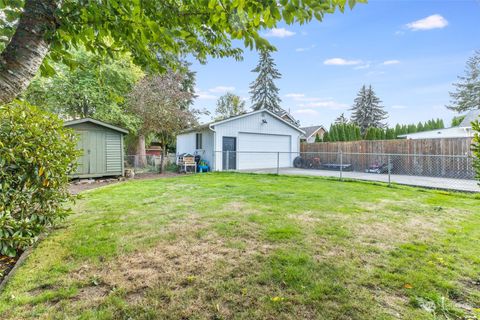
left=246, top=168, right=480, bottom=193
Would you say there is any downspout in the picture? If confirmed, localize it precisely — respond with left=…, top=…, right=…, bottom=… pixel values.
left=208, top=124, right=216, bottom=171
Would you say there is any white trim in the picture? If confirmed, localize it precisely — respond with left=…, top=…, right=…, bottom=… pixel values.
left=304, top=126, right=326, bottom=140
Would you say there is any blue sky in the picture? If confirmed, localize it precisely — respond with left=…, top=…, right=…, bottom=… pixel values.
left=190, top=0, right=480, bottom=127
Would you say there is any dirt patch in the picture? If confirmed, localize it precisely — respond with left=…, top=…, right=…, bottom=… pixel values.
left=0, top=255, right=19, bottom=285
left=377, top=291, right=409, bottom=319
left=63, top=215, right=274, bottom=314
left=289, top=211, right=322, bottom=223
left=69, top=172, right=180, bottom=195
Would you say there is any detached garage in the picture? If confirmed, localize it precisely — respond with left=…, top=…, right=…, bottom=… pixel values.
left=176, top=109, right=304, bottom=171
left=64, top=118, right=127, bottom=178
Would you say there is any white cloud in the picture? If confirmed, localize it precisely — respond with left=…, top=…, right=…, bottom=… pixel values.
left=354, top=63, right=371, bottom=70
left=286, top=93, right=347, bottom=109
left=264, top=28, right=296, bottom=38
left=293, top=109, right=320, bottom=116
left=195, top=88, right=217, bottom=100
left=391, top=105, right=408, bottom=109
left=285, top=93, right=306, bottom=99
left=324, top=58, right=362, bottom=66
left=295, top=44, right=315, bottom=52
left=301, top=100, right=348, bottom=110
left=406, top=14, right=448, bottom=31
left=366, top=71, right=386, bottom=77
left=208, top=86, right=235, bottom=93
left=383, top=60, right=400, bottom=65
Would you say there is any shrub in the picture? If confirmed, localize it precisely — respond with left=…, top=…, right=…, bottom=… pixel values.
left=0, top=102, right=79, bottom=256
left=472, top=120, right=480, bottom=183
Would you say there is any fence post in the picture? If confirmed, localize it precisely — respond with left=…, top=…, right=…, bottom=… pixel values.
left=387, top=154, right=391, bottom=187
left=226, top=150, right=229, bottom=171
left=339, top=151, right=343, bottom=181
left=277, top=152, right=280, bottom=175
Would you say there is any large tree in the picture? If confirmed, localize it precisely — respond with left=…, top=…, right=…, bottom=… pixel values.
left=0, top=1, right=362, bottom=105
left=447, top=50, right=480, bottom=113
left=214, top=92, right=246, bottom=120
left=23, top=49, right=143, bottom=131
left=350, top=85, right=388, bottom=134
left=127, top=72, right=199, bottom=171
left=249, top=49, right=282, bottom=112
left=334, top=113, right=348, bottom=124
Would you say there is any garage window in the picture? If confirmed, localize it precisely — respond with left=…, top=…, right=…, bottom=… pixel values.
left=196, top=133, right=202, bottom=149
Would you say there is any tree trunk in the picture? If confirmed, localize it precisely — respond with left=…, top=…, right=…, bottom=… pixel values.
left=159, top=145, right=167, bottom=174
left=0, top=0, right=57, bottom=105
left=136, top=134, right=147, bottom=168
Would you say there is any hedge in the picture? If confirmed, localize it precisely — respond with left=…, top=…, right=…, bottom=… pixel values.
left=0, top=102, right=79, bottom=256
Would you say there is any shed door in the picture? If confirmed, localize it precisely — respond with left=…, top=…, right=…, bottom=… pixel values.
left=87, top=131, right=106, bottom=174
left=76, top=131, right=89, bottom=175
left=238, top=133, right=291, bottom=170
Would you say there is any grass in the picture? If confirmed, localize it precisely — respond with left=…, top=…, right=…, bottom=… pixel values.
left=0, top=173, right=479, bottom=319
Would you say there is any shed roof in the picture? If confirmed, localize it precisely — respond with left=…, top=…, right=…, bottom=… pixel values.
left=64, top=118, right=128, bottom=134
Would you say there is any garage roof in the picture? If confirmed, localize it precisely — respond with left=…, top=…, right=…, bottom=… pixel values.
left=181, top=109, right=305, bottom=134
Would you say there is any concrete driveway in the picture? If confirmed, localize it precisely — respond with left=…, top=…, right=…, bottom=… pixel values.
left=247, top=167, right=480, bottom=193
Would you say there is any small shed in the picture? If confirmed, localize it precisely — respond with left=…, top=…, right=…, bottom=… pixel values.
left=64, top=118, right=128, bottom=178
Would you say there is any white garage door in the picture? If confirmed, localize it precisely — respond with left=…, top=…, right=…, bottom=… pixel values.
left=238, top=133, right=291, bottom=170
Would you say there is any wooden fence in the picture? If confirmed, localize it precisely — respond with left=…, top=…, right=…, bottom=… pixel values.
left=299, top=138, right=475, bottom=179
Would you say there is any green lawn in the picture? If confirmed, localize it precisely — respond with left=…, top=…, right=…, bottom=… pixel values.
left=1, top=173, right=479, bottom=319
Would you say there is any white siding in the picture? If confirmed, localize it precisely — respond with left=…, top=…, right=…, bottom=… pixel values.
left=176, top=132, right=196, bottom=156
left=212, top=111, right=302, bottom=170
left=175, top=129, right=215, bottom=167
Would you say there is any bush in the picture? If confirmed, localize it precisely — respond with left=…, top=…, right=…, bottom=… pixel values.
left=0, top=102, right=79, bottom=256
left=472, top=120, right=480, bottom=183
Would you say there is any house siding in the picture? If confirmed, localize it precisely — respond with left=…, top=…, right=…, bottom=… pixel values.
left=176, top=129, right=215, bottom=167
left=212, top=111, right=301, bottom=170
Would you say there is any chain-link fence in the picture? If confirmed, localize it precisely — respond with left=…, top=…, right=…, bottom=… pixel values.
left=212, top=151, right=479, bottom=192
left=125, top=154, right=176, bottom=174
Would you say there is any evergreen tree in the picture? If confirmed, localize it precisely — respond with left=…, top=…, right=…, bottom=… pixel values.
left=338, top=124, right=346, bottom=141
left=315, top=133, right=322, bottom=142
left=323, top=131, right=330, bottom=142
left=394, top=124, right=402, bottom=138
left=447, top=50, right=480, bottom=113
left=355, top=126, right=362, bottom=140
left=364, top=127, right=375, bottom=140
left=386, top=128, right=395, bottom=139
left=451, top=115, right=466, bottom=127
left=438, top=119, right=445, bottom=129
left=335, top=113, right=349, bottom=125
left=329, top=124, right=337, bottom=141
left=417, top=122, right=424, bottom=132
left=350, top=85, right=388, bottom=134
left=249, top=50, right=282, bottom=112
